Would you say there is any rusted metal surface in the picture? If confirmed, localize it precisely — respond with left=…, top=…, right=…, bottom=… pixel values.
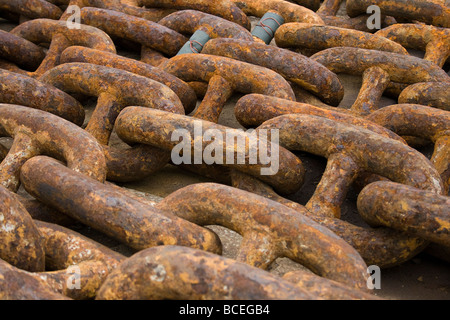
left=257, top=113, right=444, bottom=217
left=202, top=38, right=344, bottom=106
left=0, top=259, right=70, bottom=300
left=40, top=62, right=184, bottom=181
left=21, top=156, right=222, bottom=254
left=96, top=245, right=316, bottom=300
left=275, top=23, right=409, bottom=55
left=130, top=0, right=251, bottom=30
left=0, top=104, right=106, bottom=192
left=376, top=23, right=450, bottom=68
left=115, top=107, right=305, bottom=194
left=399, top=82, right=450, bottom=111
left=157, top=183, right=369, bottom=290
left=0, top=0, right=63, bottom=21
left=233, top=0, right=324, bottom=24
left=358, top=182, right=450, bottom=247
left=282, top=269, right=380, bottom=300
left=161, top=54, right=296, bottom=122
left=33, top=221, right=125, bottom=299
left=8, top=19, right=115, bottom=78
left=232, top=171, right=429, bottom=268
left=79, top=8, right=187, bottom=57
left=0, top=30, right=46, bottom=71
left=367, top=104, right=450, bottom=194
left=346, top=0, right=450, bottom=28
left=60, top=46, right=197, bottom=113
left=0, top=69, right=84, bottom=125
left=158, top=10, right=253, bottom=41
left=316, top=0, right=342, bottom=16
left=0, top=185, right=45, bottom=272
left=234, top=94, right=405, bottom=142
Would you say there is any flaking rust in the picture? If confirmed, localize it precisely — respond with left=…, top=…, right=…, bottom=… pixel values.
left=157, top=183, right=368, bottom=290
left=399, top=82, right=450, bottom=111
left=0, top=0, right=62, bottom=20
left=20, top=156, right=222, bottom=254
left=358, top=182, right=450, bottom=247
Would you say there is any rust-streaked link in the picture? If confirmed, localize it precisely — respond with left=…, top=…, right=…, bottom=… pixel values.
left=275, top=23, right=409, bottom=55
left=234, top=94, right=404, bottom=143
left=399, top=82, right=450, bottom=111
left=157, top=183, right=369, bottom=290
left=0, top=69, right=84, bottom=125
left=257, top=114, right=444, bottom=218
left=358, top=182, right=450, bottom=247
left=33, top=221, right=125, bottom=300
left=367, top=104, right=450, bottom=194
left=232, top=170, right=428, bottom=268
left=232, top=0, right=324, bottom=24
left=201, top=38, right=344, bottom=106
left=160, top=54, right=296, bottom=122
left=8, top=18, right=115, bottom=78
left=346, top=0, right=450, bottom=28
left=96, top=245, right=316, bottom=300
left=0, top=30, right=46, bottom=71
left=20, top=156, right=222, bottom=254
left=0, top=185, right=45, bottom=272
left=79, top=7, right=187, bottom=57
left=40, top=62, right=183, bottom=182
left=0, top=104, right=106, bottom=192
left=158, top=10, right=253, bottom=41
left=115, top=107, right=305, bottom=195
left=130, top=0, right=251, bottom=30
left=60, top=46, right=197, bottom=113
left=376, top=23, right=450, bottom=68
left=0, top=259, right=70, bottom=300
left=0, top=0, right=63, bottom=20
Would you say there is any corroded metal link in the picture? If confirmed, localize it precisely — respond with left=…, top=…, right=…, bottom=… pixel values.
left=33, top=221, right=125, bottom=300
left=311, top=47, right=450, bottom=84
left=399, top=82, right=450, bottom=111
left=0, top=186, right=45, bottom=272
left=41, top=63, right=184, bottom=145
left=201, top=38, right=344, bottom=106
left=60, top=46, right=197, bottom=113
left=367, top=104, right=450, bottom=194
left=160, top=54, right=296, bottom=122
left=0, top=259, right=70, bottom=300
left=346, top=0, right=450, bottom=28
left=40, top=63, right=184, bottom=182
left=158, top=10, right=253, bottom=41
left=0, top=69, right=85, bottom=125
left=282, top=269, right=380, bottom=300
left=358, top=182, right=450, bottom=247
left=131, top=0, right=251, bottom=30
left=157, top=183, right=369, bottom=290
left=79, top=8, right=187, bottom=57
left=20, top=156, right=222, bottom=254
left=316, top=0, right=342, bottom=16
left=115, top=107, right=305, bottom=195
left=0, top=0, right=63, bottom=20
left=376, top=24, right=450, bottom=68
left=232, top=0, right=324, bottom=24
left=0, top=104, right=106, bottom=192
left=234, top=94, right=405, bottom=143
left=0, top=30, right=46, bottom=70
left=275, top=23, right=409, bottom=55
left=257, top=114, right=444, bottom=218
left=96, top=246, right=316, bottom=300
left=231, top=170, right=428, bottom=268
left=8, top=19, right=115, bottom=78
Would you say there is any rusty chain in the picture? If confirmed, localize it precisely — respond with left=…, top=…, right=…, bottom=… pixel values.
left=0, top=0, right=449, bottom=301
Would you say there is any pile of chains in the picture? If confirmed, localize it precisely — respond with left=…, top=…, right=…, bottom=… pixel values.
left=0, top=0, right=449, bottom=300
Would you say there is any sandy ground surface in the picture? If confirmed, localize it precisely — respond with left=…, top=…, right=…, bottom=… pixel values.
left=1, top=4, right=449, bottom=300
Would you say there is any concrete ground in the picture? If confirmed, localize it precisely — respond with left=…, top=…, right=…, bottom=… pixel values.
left=1, top=5, right=449, bottom=300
